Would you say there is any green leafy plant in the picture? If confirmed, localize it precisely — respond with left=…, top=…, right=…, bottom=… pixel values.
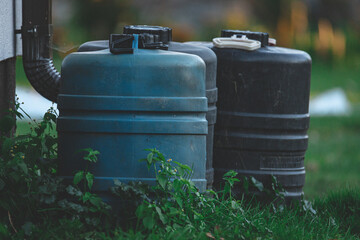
left=123, top=148, right=273, bottom=239
left=0, top=98, right=58, bottom=234
left=0, top=99, right=111, bottom=235
left=0, top=101, right=357, bottom=239
left=73, top=148, right=99, bottom=192
left=56, top=148, right=112, bottom=230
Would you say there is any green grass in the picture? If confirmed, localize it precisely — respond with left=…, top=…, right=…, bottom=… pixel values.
left=314, top=187, right=360, bottom=237
left=310, top=59, right=360, bottom=102
left=305, top=113, right=360, bottom=199
left=16, top=121, right=57, bottom=138
left=16, top=121, right=32, bottom=135
left=304, top=58, right=360, bottom=199
left=4, top=188, right=360, bottom=239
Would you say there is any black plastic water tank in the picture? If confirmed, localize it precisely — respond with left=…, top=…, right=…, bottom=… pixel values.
left=189, top=30, right=311, bottom=202
left=77, top=26, right=218, bottom=189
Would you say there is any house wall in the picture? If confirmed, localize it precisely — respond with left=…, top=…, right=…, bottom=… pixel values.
left=0, top=0, right=21, bottom=128
left=0, top=0, right=22, bottom=62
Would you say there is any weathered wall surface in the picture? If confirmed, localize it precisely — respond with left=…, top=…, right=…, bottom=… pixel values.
left=0, top=0, right=22, bottom=61
left=0, top=58, right=15, bottom=118
left=0, top=0, right=20, bottom=133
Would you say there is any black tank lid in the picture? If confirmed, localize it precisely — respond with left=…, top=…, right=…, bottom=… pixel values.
left=221, top=30, right=269, bottom=47
left=123, top=25, right=172, bottom=44
left=110, top=33, right=168, bottom=54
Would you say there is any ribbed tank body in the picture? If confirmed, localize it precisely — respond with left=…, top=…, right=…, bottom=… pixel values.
left=186, top=40, right=311, bottom=202
left=57, top=48, right=208, bottom=201
left=78, top=40, right=218, bottom=188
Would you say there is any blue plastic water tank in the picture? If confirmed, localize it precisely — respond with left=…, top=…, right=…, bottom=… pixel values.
left=78, top=26, right=218, bottom=189
left=57, top=35, right=208, bottom=196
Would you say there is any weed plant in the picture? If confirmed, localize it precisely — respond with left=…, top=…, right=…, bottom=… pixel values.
left=0, top=101, right=359, bottom=239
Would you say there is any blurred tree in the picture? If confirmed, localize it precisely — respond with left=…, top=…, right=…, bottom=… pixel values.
left=72, top=0, right=138, bottom=40
left=307, top=0, right=352, bottom=29
left=250, top=0, right=289, bottom=32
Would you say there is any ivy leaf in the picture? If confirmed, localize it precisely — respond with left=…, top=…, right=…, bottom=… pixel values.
left=73, top=171, right=84, bottom=185
left=86, top=172, right=94, bottom=190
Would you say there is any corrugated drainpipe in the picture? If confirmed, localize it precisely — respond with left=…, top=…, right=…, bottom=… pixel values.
left=21, top=0, right=60, bottom=103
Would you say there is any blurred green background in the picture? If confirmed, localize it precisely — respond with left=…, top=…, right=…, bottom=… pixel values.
left=16, top=0, right=360, bottom=199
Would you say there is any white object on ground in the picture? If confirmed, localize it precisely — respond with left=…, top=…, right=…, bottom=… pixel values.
left=309, top=88, right=352, bottom=116
left=16, top=86, right=58, bottom=120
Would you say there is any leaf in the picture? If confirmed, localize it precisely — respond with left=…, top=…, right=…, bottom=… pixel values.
left=0, top=115, right=16, bottom=133
left=223, top=170, right=238, bottom=178
left=173, top=161, right=192, bottom=172
left=78, top=148, right=100, bottom=163
left=156, top=151, right=166, bottom=161
left=1, top=138, right=13, bottom=155
left=242, top=177, right=249, bottom=193
left=250, top=177, right=264, bottom=192
left=82, top=192, right=92, bottom=203
left=0, top=178, right=5, bottom=191
left=18, top=162, right=28, bottom=174
left=15, top=111, right=24, bottom=119
left=44, top=112, right=57, bottom=123
left=157, top=173, right=168, bottom=189
left=175, top=196, right=183, bottom=208
left=168, top=207, right=179, bottom=216
left=73, top=171, right=84, bottom=185
left=173, top=179, right=183, bottom=192
left=89, top=195, right=102, bottom=208
left=231, top=200, right=238, bottom=210
left=302, top=200, right=317, bottom=215
left=155, top=206, right=167, bottom=224
left=206, top=232, right=216, bottom=239
left=86, top=172, right=94, bottom=190
left=138, top=158, right=147, bottom=163
left=113, top=179, right=122, bottom=186
left=66, top=185, right=83, bottom=197
left=147, top=152, right=154, bottom=165
left=21, top=222, right=34, bottom=236
left=143, top=216, right=155, bottom=230
left=135, top=204, right=146, bottom=218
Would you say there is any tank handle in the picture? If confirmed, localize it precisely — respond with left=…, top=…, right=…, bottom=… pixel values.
left=212, top=35, right=261, bottom=51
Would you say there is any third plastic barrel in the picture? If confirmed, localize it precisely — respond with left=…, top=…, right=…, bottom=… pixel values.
left=189, top=30, right=311, bottom=202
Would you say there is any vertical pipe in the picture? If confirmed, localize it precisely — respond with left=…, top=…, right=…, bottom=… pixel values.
left=21, top=0, right=60, bottom=103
